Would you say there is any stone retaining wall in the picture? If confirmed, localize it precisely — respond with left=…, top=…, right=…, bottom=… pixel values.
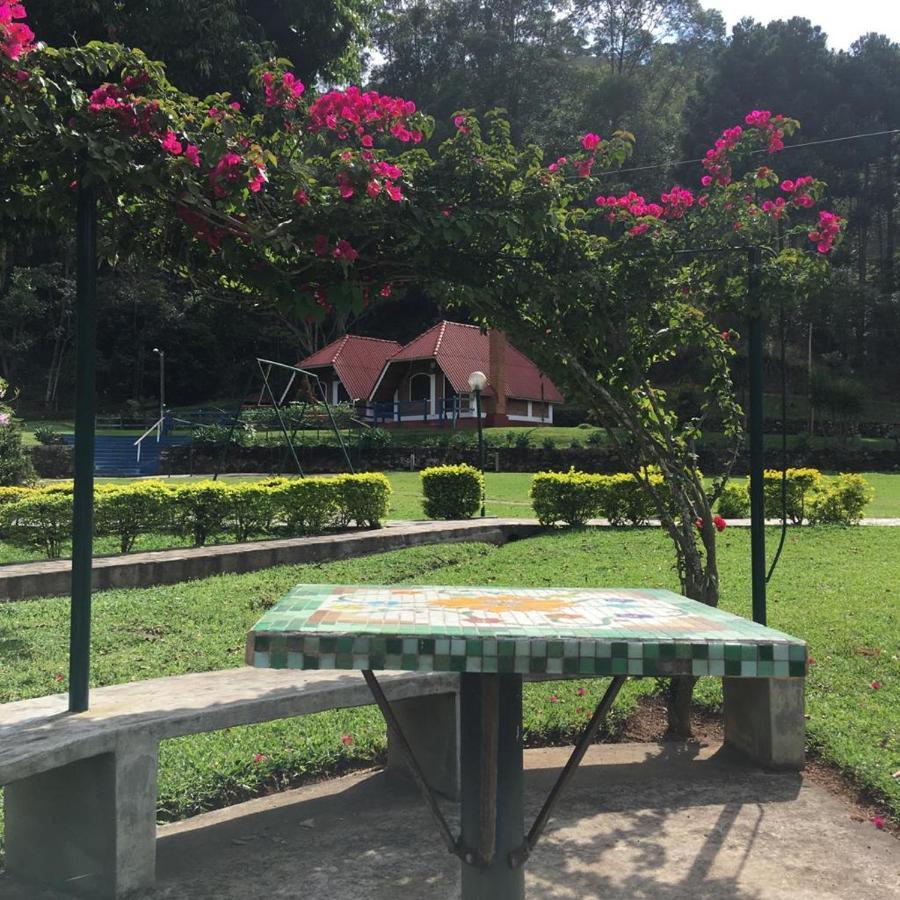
left=0, top=520, right=542, bottom=602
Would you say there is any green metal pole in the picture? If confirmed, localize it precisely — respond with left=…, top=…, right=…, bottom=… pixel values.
left=460, top=674, right=524, bottom=900
left=475, top=389, right=485, bottom=517
left=69, top=180, right=97, bottom=712
left=747, top=247, right=767, bottom=626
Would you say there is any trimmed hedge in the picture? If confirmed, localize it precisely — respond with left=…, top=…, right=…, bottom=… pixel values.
left=0, top=474, right=392, bottom=558
left=535, top=468, right=873, bottom=527
left=531, top=468, right=661, bottom=527
left=421, top=465, right=483, bottom=519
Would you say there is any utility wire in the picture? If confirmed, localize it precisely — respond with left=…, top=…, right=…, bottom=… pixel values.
left=593, top=127, right=900, bottom=179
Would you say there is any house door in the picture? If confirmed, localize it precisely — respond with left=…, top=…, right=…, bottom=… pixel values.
left=409, top=372, right=433, bottom=415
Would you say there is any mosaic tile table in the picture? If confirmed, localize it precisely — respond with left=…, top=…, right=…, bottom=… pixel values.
left=249, top=585, right=808, bottom=900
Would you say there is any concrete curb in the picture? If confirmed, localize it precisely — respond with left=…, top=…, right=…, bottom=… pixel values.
left=0, top=520, right=542, bottom=602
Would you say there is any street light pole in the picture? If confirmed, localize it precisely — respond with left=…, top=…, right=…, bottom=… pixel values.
left=468, top=371, right=488, bottom=518
left=153, top=347, right=165, bottom=424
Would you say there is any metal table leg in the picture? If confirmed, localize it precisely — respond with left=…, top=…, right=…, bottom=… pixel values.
left=460, top=673, right=525, bottom=900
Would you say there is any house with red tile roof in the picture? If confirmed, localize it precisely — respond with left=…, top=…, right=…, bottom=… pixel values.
left=299, top=321, right=563, bottom=427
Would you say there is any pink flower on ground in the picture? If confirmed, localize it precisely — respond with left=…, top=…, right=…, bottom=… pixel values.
left=871, top=815, right=885, bottom=829
left=549, top=694, right=559, bottom=704
left=870, top=680, right=882, bottom=690
left=576, top=687, right=586, bottom=696
left=253, top=753, right=267, bottom=763
left=341, top=734, right=354, bottom=746
left=53, top=672, right=64, bottom=682
left=580, top=132, right=600, bottom=151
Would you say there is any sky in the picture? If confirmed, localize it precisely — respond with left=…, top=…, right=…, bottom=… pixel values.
left=704, top=0, right=900, bottom=50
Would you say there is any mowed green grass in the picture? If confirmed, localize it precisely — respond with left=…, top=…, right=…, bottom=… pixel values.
left=0, top=526, right=896, bottom=844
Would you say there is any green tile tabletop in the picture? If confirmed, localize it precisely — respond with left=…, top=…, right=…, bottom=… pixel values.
left=247, top=584, right=807, bottom=679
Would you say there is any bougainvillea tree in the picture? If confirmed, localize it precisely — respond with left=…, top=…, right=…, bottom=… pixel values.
left=1, top=1, right=842, bottom=731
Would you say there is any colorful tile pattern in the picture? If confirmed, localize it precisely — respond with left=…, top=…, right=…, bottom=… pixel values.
left=248, top=585, right=807, bottom=678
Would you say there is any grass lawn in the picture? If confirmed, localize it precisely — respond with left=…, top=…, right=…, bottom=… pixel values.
left=0, top=526, right=897, bottom=847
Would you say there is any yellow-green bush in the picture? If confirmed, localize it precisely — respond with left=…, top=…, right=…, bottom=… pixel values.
left=227, top=481, right=283, bottom=542
left=274, top=478, right=341, bottom=534
left=808, top=473, right=874, bottom=525
left=331, top=473, right=392, bottom=528
left=530, top=470, right=603, bottom=526
left=715, top=481, right=750, bottom=518
left=0, top=486, right=33, bottom=506
left=0, top=490, right=73, bottom=557
left=763, top=468, right=823, bottom=523
left=170, top=481, right=233, bottom=546
left=95, top=482, right=176, bottom=553
left=421, top=465, right=483, bottom=519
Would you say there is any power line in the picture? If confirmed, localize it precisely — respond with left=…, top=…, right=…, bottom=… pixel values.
left=593, top=127, right=900, bottom=179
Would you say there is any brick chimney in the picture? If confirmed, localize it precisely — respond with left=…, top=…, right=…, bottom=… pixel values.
left=488, top=328, right=508, bottom=424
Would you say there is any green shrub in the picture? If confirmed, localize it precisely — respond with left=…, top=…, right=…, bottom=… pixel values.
left=33, top=425, right=64, bottom=445
left=808, top=473, right=874, bottom=525
left=585, top=430, right=605, bottom=447
left=224, top=481, right=282, bottom=542
left=275, top=478, right=340, bottom=534
left=359, top=427, right=392, bottom=449
left=763, top=468, right=822, bottom=524
left=0, top=490, right=72, bottom=557
left=94, top=481, right=176, bottom=552
left=332, top=473, right=392, bottom=528
left=716, top=481, right=750, bottom=518
left=0, top=485, right=33, bottom=506
left=601, top=472, right=660, bottom=526
left=530, top=470, right=603, bottom=526
left=513, top=431, right=531, bottom=449
left=0, top=394, right=35, bottom=487
left=541, top=436, right=556, bottom=450
left=421, top=465, right=483, bottom=519
left=569, top=437, right=583, bottom=449
left=171, top=481, right=232, bottom=546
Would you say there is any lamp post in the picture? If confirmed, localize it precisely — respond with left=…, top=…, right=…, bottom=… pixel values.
left=152, top=347, right=165, bottom=426
left=468, top=370, right=487, bottom=517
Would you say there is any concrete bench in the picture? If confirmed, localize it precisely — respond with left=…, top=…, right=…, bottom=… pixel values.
left=0, top=668, right=460, bottom=898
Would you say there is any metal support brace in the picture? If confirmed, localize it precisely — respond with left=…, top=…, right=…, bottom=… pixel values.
left=366, top=671, right=627, bottom=876
left=508, top=675, right=627, bottom=869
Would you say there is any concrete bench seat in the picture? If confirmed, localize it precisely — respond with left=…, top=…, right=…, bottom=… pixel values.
left=0, top=668, right=460, bottom=898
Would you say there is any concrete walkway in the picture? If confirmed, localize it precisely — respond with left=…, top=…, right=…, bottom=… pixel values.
left=4, top=742, right=896, bottom=899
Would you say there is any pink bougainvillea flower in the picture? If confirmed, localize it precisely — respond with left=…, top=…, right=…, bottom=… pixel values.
left=184, top=144, right=200, bottom=167
left=366, top=179, right=382, bottom=198
left=229, top=101, right=240, bottom=111
left=333, top=239, right=358, bottom=264
left=378, top=283, right=393, bottom=298
left=384, top=181, right=403, bottom=202
left=713, top=515, right=727, bottom=532
left=628, top=223, right=650, bottom=236
left=341, top=734, right=354, bottom=746
left=337, top=171, right=355, bottom=199
left=313, top=234, right=329, bottom=256
left=580, top=132, right=601, bottom=151
left=293, top=188, right=309, bottom=205
left=721, top=330, right=731, bottom=341
left=871, top=815, right=885, bottom=829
